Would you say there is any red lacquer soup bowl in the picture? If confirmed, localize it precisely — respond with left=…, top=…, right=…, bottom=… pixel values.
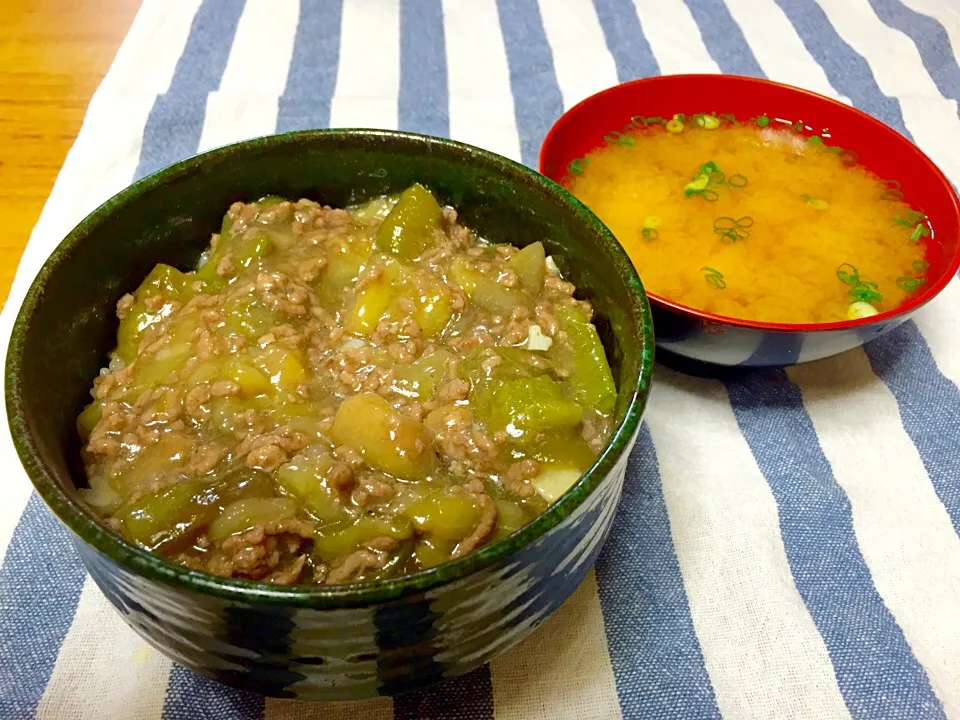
left=540, top=74, right=960, bottom=367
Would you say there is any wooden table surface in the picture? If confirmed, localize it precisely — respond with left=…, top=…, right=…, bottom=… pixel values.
left=0, top=0, right=140, bottom=306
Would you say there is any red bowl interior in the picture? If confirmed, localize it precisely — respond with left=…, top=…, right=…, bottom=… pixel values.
left=539, top=74, right=960, bottom=332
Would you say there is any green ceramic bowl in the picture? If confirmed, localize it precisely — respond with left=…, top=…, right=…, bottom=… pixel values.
left=6, top=129, right=654, bottom=700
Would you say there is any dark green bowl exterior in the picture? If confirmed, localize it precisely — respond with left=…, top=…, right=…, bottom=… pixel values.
left=6, top=130, right=654, bottom=700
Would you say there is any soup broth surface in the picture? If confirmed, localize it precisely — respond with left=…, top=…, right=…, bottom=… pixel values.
left=565, top=118, right=931, bottom=324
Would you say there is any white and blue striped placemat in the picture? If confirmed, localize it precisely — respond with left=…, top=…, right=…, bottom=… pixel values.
left=1, top=1, right=959, bottom=718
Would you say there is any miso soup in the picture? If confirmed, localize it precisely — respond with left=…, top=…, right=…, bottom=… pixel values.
left=563, top=113, right=931, bottom=324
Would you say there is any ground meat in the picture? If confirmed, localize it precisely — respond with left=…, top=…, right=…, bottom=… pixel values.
left=437, top=378, right=470, bottom=404
left=325, top=549, right=384, bottom=584
left=454, top=494, right=498, bottom=557
left=236, top=426, right=307, bottom=459
left=185, top=384, right=211, bottom=418
left=256, top=201, right=292, bottom=225
left=503, top=459, right=539, bottom=499
left=334, top=445, right=364, bottom=466
left=544, top=274, right=576, bottom=297
left=116, top=293, right=135, bottom=319
left=501, top=307, right=533, bottom=345
left=204, top=519, right=314, bottom=584
left=355, top=263, right=385, bottom=292
left=424, top=405, right=497, bottom=472
left=387, top=339, right=422, bottom=363
left=582, top=411, right=612, bottom=453
left=535, top=304, right=559, bottom=337
left=450, top=224, right=472, bottom=248
left=256, top=270, right=311, bottom=317
left=297, top=256, right=326, bottom=283
left=268, top=555, right=308, bottom=585
left=325, top=536, right=399, bottom=584
left=370, top=318, right=400, bottom=346
left=216, top=254, right=236, bottom=278
left=188, top=444, right=223, bottom=475
left=324, top=208, right=350, bottom=227
left=452, top=326, right=494, bottom=352
left=496, top=269, right=518, bottom=288
left=326, top=460, right=356, bottom=491
left=350, top=473, right=396, bottom=508
left=210, top=380, right=240, bottom=397
left=246, top=444, right=287, bottom=472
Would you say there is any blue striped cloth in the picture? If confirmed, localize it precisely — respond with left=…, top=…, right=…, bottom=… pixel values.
left=1, top=1, right=959, bottom=718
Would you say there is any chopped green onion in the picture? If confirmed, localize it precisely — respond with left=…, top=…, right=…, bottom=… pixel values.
left=756, top=115, right=770, bottom=128
left=701, top=266, right=726, bottom=290
left=713, top=216, right=754, bottom=243
left=825, top=146, right=858, bottom=164
left=896, top=276, right=927, bottom=292
left=567, top=158, right=588, bottom=176
left=802, top=194, right=830, bottom=210
left=847, top=302, right=879, bottom=320
left=641, top=227, right=659, bottom=241
left=666, top=119, right=684, bottom=134
left=837, top=264, right=882, bottom=303
left=912, top=259, right=931, bottom=272
left=839, top=149, right=859, bottom=166
left=728, top=174, right=748, bottom=188
left=807, top=136, right=824, bottom=147
left=604, top=130, right=634, bottom=147
left=910, top=224, right=931, bottom=243
left=880, top=180, right=903, bottom=201
left=836, top=263, right=861, bottom=286
left=891, top=209, right=926, bottom=229
left=850, top=285, right=882, bottom=303
left=684, top=175, right=710, bottom=196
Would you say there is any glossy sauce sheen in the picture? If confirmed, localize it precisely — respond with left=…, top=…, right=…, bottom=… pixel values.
left=77, top=186, right=617, bottom=585
left=564, top=119, right=931, bottom=324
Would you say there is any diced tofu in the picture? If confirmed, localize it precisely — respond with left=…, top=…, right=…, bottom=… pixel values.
left=531, top=466, right=582, bottom=502
left=545, top=255, right=561, bottom=277
left=526, top=324, right=553, bottom=351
